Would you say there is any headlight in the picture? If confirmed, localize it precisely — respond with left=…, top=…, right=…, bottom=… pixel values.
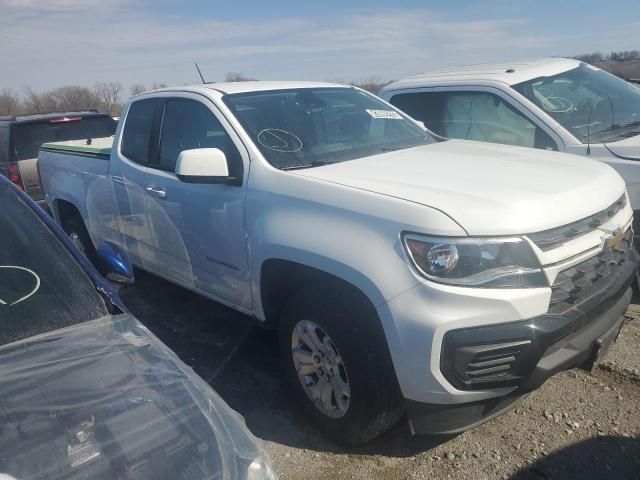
left=402, top=234, right=547, bottom=288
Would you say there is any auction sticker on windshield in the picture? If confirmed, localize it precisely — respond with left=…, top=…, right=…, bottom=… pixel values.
left=366, top=109, right=403, bottom=120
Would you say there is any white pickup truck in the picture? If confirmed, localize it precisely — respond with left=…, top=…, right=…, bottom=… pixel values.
left=39, top=81, right=638, bottom=445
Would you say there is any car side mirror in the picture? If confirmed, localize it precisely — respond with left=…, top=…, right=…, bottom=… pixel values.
left=175, top=148, right=237, bottom=184
left=96, top=241, right=134, bottom=285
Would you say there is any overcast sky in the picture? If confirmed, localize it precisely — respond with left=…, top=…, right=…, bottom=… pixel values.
left=1, top=0, right=639, bottom=93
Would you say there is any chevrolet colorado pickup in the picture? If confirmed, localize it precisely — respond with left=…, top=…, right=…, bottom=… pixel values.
left=39, top=81, right=638, bottom=445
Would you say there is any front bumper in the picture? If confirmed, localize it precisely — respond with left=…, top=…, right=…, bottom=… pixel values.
left=405, top=247, right=638, bottom=435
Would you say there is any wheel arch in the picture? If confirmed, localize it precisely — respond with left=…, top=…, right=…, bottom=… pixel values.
left=258, top=255, right=386, bottom=329
left=54, top=198, right=84, bottom=227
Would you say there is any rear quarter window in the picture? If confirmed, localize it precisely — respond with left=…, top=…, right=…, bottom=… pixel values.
left=121, top=99, right=158, bottom=165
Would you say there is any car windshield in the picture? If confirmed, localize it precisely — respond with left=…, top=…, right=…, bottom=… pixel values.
left=223, top=87, right=429, bottom=169
left=12, top=116, right=116, bottom=161
left=0, top=184, right=108, bottom=346
left=513, top=64, right=640, bottom=143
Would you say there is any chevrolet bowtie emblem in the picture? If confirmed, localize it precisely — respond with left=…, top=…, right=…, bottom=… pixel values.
left=601, top=226, right=624, bottom=250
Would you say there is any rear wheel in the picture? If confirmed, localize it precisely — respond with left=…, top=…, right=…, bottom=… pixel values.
left=63, top=215, right=97, bottom=264
left=278, top=282, right=403, bottom=445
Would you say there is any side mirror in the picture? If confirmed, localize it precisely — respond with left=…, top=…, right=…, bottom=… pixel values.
left=96, top=241, right=134, bottom=285
left=175, top=148, right=236, bottom=184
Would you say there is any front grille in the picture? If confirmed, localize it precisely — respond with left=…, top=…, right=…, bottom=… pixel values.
left=549, top=228, right=632, bottom=315
left=529, top=194, right=626, bottom=251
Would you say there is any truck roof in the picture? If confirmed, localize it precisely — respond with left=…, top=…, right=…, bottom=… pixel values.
left=381, top=58, right=582, bottom=91
left=141, top=81, right=349, bottom=97
left=0, top=111, right=111, bottom=125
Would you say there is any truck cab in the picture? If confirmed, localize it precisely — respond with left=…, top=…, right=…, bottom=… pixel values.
left=379, top=58, right=640, bottom=222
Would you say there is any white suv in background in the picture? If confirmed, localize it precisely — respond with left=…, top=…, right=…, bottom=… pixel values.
left=379, top=58, right=640, bottom=219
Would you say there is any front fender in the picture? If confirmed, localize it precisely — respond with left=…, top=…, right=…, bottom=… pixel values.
left=245, top=169, right=466, bottom=321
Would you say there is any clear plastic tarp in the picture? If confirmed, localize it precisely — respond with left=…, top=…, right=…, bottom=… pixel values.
left=0, top=314, right=276, bottom=480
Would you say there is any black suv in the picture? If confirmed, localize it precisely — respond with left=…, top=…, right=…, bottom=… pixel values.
left=0, top=112, right=116, bottom=207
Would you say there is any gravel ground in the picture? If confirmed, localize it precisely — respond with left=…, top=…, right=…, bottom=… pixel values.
left=120, top=270, right=640, bottom=480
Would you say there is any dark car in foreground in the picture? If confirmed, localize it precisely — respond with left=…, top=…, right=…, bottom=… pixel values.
left=0, top=112, right=116, bottom=207
left=0, top=176, right=276, bottom=480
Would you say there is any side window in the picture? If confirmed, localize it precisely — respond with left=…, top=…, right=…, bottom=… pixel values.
left=121, top=99, right=157, bottom=164
left=390, top=91, right=558, bottom=150
left=159, top=99, right=242, bottom=176
left=0, top=128, right=8, bottom=162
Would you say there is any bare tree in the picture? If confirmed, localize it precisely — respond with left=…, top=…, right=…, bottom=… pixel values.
left=0, top=89, right=20, bottom=116
left=224, top=72, right=257, bottom=82
left=351, top=77, right=391, bottom=94
left=23, top=86, right=43, bottom=113
left=50, top=86, right=101, bottom=112
left=94, top=82, right=122, bottom=116
left=573, top=50, right=640, bottom=80
left=130, top=84, right=147, bottom=96
left=22, top=86, right=59, bottom=114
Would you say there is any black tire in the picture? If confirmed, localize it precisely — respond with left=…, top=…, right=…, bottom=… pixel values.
left=63, top=215, right=98, bottom=265
left=278, top=281, right=404, bottom=445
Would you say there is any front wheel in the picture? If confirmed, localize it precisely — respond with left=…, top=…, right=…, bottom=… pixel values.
left=278, top=283, right=403, bottom=445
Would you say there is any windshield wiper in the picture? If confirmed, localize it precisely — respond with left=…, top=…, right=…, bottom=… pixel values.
left=590, top=120, right=640, bottom=137
left=281, top=160, right=332, bottom=171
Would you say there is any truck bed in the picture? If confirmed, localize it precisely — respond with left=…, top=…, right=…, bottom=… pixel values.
left=38, top=137, right=115, bottom=242
left=41, top=137, right=113, bottom=159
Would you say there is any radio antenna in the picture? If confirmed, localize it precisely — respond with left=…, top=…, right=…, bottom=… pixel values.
left=586, top=100, right=593, bottom=155
left=195, top=63, right=206, bottom=84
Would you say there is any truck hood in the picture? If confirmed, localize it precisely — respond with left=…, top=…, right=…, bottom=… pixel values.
left=605, top=134, right=640, bottom=160
left=294, top=140, right=626, bottom=236
left=0, top=315, right=274, bottom=480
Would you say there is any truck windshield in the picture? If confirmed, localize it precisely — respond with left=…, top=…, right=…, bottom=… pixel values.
left=223, top=88, right=429, bottom=169
left=11, top=116, right=116, bottom=161
left=0, top=184, right=108, bottom=346
left=513, top=64, right=640, bottom=143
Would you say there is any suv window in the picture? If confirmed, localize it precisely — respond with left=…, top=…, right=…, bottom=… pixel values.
left=121, top=99, right=158, bottom=165
left=159, top=99, right=241, bottom=175
left=389, top=91, right=557, bottom=150
left=0, top=184, right=108, bottom=346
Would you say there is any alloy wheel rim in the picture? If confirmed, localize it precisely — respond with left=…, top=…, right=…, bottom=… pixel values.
left=291, top=320, right=350, bottom=419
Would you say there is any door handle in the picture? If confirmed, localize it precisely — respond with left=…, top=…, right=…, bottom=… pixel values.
left=145, top=186, right=167, bottom=199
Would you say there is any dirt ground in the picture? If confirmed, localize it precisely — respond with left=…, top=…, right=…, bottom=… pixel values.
left=119, top=270, right=640, bottom=480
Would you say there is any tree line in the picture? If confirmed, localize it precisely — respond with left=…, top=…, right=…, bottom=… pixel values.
left=2, top=53, right=638, bottom=118
left=0, top=72, right=389, bottom=117
left=0, top=82, right=168, bottom=118
left=573, top=50, right=640, bottom=80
